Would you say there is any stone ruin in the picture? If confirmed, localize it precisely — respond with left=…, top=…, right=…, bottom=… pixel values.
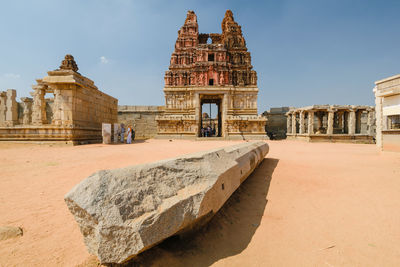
left=286, top=105, right=375, bottom=143
left=65, top=141, right=269, bottom=264
left=0, top=55, right=118, bottom=144
left=156, top=10, right=267, bottom=139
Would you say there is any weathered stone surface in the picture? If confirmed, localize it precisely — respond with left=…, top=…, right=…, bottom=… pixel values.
left=65, top=141, right=268, bottom=264
left=0, top=226, right=23, bottom=241
left=102, top=123, right=111, bottom=144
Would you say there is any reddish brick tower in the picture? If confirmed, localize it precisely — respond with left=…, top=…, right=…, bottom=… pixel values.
left=164, top=10, right=257, bottom=87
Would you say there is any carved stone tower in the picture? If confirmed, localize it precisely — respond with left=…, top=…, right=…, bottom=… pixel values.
left=157, top=10, right=267, bottom=139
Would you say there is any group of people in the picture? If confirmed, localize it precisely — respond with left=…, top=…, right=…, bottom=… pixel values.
left=120, top=124, right=135, bottom=144
left=200, top=125, right=216, bottom=137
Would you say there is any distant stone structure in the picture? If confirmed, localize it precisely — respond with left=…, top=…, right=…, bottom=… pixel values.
left=374, top=74, right=400, bottom=152
left=156, top=10, right=267, bottom=139
left=286, top=105, right=375, bottom=143
left=118, top=105, right=164, bottom=139
left=262, top=107, right=290, bottom=139
left=0, top=55, right=118, bottom=144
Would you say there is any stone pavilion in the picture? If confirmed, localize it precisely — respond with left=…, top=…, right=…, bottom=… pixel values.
left=286, top=105, right=375, bottom=143
left=0, top=55, right=118, bottom=144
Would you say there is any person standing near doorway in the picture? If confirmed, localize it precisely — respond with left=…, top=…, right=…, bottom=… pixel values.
left=127, top=125, right=132, bottom=144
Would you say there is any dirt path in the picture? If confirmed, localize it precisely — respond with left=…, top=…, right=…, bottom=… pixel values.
left=0, top=140, right=399, bottom=266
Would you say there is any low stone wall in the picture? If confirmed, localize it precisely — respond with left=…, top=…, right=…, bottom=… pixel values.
left=287, top=134, right=374, bottom=144
left=118, top=105, right=164, bottom=139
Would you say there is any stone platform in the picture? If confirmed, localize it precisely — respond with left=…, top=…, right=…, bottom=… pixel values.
left=0, top=125, right=103, bottom=145
left=287, top=134, right=374, bottom=144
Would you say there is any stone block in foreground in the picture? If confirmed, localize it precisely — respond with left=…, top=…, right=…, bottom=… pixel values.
left=65, top=141, right=269, bottom=264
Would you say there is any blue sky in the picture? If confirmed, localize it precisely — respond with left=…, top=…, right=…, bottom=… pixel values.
left=0, top=0, right=399, bottom=112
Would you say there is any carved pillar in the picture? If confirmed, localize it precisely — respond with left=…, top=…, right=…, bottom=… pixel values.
left=5, top=89, right=18, bottom=126
left=31, top=82, right=47, bottom=125
left=349, top=109, right=356, bottom=135
left=327, top=109, right=335, bottom=135
left=308, top=111, right=314, bottom=135
left=0, top=92, right=6, bottom=126
left=194, top=92, right=200, bottom=135
left=367, top=109, right=373, bottom=136
left=222, top=93, right=228, bottom=137
left=21, top=97, right=33, bottom=125
left=286, top=112, right=292, bottom=134
left=299, top=111, right=305, bottom=134
left=291, top=112, right=297, bottom=134
left=52, top=89, right=62, bottom=126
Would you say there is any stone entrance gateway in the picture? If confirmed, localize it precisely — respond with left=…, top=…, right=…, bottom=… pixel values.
left=200, top=94, right=222, bottom=137
left=156, top=10, right=267, bottom=140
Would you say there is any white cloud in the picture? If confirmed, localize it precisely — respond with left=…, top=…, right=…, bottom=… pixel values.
left=3, top=73, right=21, bottom=79
left=100, top=56, right=109, bottom=64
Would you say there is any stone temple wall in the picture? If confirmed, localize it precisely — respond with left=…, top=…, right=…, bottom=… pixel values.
left=71, top=86, right=117, bottom=128
left=118, top=106, right=165, bottom=139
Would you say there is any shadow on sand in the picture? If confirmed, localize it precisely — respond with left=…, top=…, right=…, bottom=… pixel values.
left=116, top=157, right=279, bottom=267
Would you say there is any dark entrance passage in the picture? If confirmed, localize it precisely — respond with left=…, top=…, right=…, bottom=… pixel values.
left=200, top=97, right=222, bottom=137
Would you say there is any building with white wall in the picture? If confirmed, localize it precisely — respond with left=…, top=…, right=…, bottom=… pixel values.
left=374, top=74, right=400, bottom=152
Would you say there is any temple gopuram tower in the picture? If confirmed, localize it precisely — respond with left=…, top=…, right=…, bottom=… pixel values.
left=156, top=10, right=267, bottom=139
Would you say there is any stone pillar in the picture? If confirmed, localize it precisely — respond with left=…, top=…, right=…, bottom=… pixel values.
left=194, top=92, right=200, bottom=136
left=21, top=97, right=33, bottom=125
left=286, top=112, right=292, bottom=134
left=307, top=111, right=314, bottom=135
left=367, top=109, right=374, bottom=136
left=113, top=123, right=120, bottom=143
left=5, top=89, right=18, bottom=126
left=102, top=123, right=111, bottom=144
left=327, top=109, right=335, bottom=135
left=291, top=112, right=297, bottom=134
left=0, top=92, right=6, bottom=126
left=349, top=109, right=356, bottom=135
left=299, top=111, right=305, bottom=134
left=31, top=83, right=47, bottom=125
left=52, top=89, right=62, bottom=126
left=222, top=93, right=228, bottom=137
left=374, top=88, right=383, bottom=150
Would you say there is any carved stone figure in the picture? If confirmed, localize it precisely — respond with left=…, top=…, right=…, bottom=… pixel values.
left=219, top=72, right=225, bottom=85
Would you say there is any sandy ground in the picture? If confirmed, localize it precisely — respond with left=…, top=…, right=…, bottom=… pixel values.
left=0, top=140, right=399, bottom=267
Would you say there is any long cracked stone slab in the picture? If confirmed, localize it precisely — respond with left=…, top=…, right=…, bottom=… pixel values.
left=65, top=141, right=269, bottom=264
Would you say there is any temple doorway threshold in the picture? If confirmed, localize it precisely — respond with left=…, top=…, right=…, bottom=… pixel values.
left=199, top=96, right=222, bottom=138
